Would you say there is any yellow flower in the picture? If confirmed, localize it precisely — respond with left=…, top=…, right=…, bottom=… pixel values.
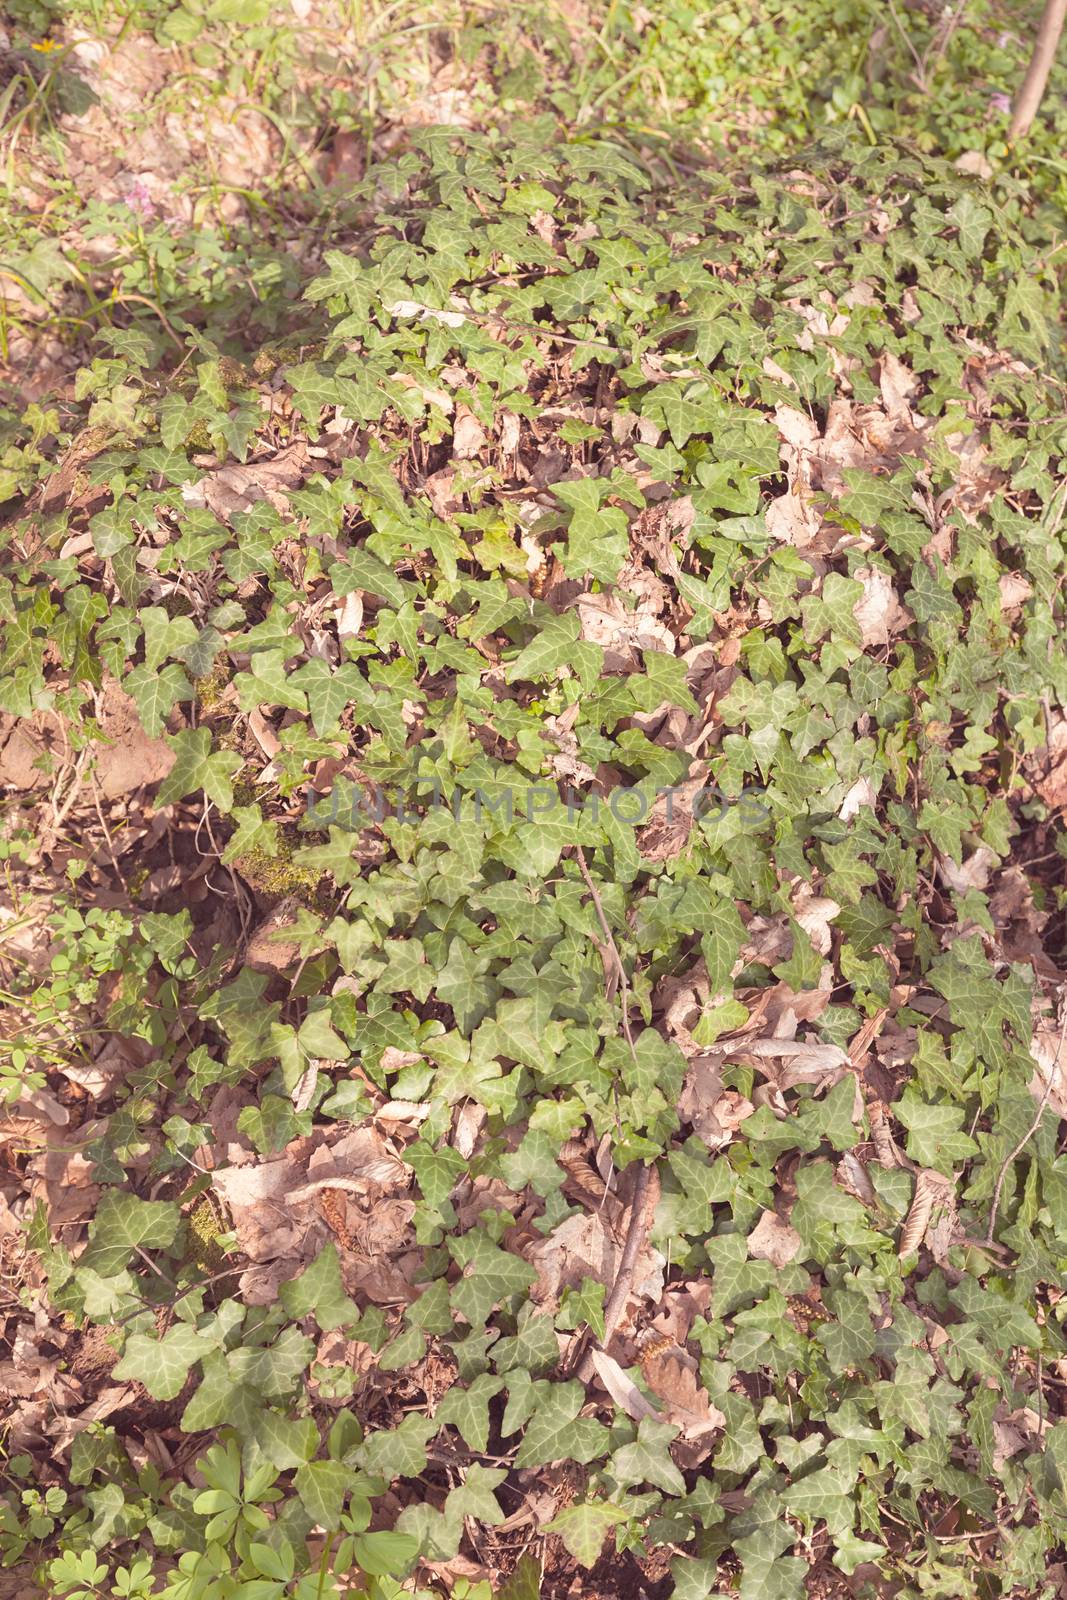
left=30, top=37, right=60, bottom=52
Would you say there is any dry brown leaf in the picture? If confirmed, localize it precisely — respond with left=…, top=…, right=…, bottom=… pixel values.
left=937, top=845, right=998, bottom=895
left=992, top=1405, right=1050, bottom=1471
left=375, top=1099, right=432, bottom=1128
left=1030, top=1018, right=1067, bottom=1118
left=791, top=889, right=841, bottom=956
left=452, top=406, right=487, bottom=458
left=386, top=299, right=467, bottom=329
left=739, top=912, right=794, bottom=967
left=837, top=1150, right=878, bottom=1208
left=1032, top=714, right=1067, bottom=813
left=184, top=441, right=311, bottom=522
left=839, top=776, right=879, bottom=820
left=636, top=767, right=709, bottom=862
left=235, top=1259, right=302, bottom=1306
left=747, top=1209, right=802, bottom=1268
left=498, top=410, right=522, bottom=454
left=575, top=588, right=675, bottom=670
left=869, top=1100, right=908, bottom=1170
left=242, top=896, right=304, bottom=973
left=998, top=572, right=1033, bottom=613
left=762, top=976, right=833, bottom=1029
left=12, top=1086, right=68, bottom=1128
left=27, top=1122, right=102, bottom=1229
left=639, top=1337, right=725, bottom=1441
left=774, top=403, right=820, bottom=452
left=291, top=1062, right=319, bottom=1115
left=852, top=564, right=911, bottom=647
left=955, top=150, right=994, bottom=180
left=0, top=684, right=174, bottom=799
left=762, top=356, right=798, bottom=389
left=389, top=371, right=453, bottom=413
left=677, top=1057, right=754, bottom=1150
left=306, top=1126, right=409, bottom=1189
left=739, top=1036, right=850, bottom=1079
left=527, top=1211, right=663, bottom=1316
left=543, top=714, right=597, bottom=789
left=899, top=1168, right=955, bottom=1257
left=878, top=352, right=919, bottom=416
left=0, top=1352, right=58, bottom=1399
left=334, top=591, right=364, bottom=642
left=212, top=1126, right=409, bottom=1267
left=765, top=485, right=821, bottom=546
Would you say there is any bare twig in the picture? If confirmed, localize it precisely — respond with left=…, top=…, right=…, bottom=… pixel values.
left=1009, top=0, right=1067, bottom=141
left=922, top=0, right=970, bottom=77
left=48, top=745, right=92, bottom=836
left=575, top=1163, right=653, bottom=1384
left=133, top=1245, right=177, bottom=1288
left=89, top=770, right=128, bottom=891
left=985, top=1006, right=1067, bottom=1245
left=115, top=1264, right=246, bottom=1327
left=574, top=844, right=637, bottom=1055
left=885, top=0, right=927, bottom=87
left=597, top=1163, right=652, bottom=1345
left=570, top=844, right=656, bottom=1379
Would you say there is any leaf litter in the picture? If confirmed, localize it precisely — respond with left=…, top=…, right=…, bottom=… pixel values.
left=1, top=30, right=1067, bottom=1600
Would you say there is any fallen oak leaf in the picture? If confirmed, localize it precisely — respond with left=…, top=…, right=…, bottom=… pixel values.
left=637, top=1333, right=725, bottom=1441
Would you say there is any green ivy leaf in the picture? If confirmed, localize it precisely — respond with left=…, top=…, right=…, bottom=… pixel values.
left=505, top=612, right=582, bottom=683
left=113, top=1324, right=212, bottom=1401
left=449, top=1229, right=537, bottom=1329
left=435, top=1374, right=505, bottom=1454
left=514, top=1382, right=610, bottom=1469
left=279, top=1245, right=359, bottom=1332
left=80, top=1192, right=180, bottom=1278
left=610, top=1418, right=685, bottom=1495
left=157, top=728, right=242, bottom=812
left=545, top=1500, right=628, bottom=1567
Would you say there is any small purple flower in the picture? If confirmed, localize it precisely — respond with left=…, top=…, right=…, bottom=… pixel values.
left=124, top=179, right=159, bottom=220
left=987, top=91, right=1012, bottom=116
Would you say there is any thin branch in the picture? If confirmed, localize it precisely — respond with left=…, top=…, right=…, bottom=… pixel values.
left=985, top=1006, right=1067, bottom=1245
left=1009, top=0, right=1067, bottom=141
left=885, top=0, right=927, bottom=86
left=598, top=1164, right=653, bottom=1346
left=133, top=1245, right=176, bottom=1286
left=574, top=844, right=637, bottom=1056
left=115, top=1264, right=246, bottom=1327
left=575, top=1163, right=653, bottom=1385
left=571, top=844, right=655, bottom=1379
left=922, top=0, right=970, bottom=77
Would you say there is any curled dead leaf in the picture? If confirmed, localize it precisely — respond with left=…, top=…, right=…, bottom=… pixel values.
left=588, top=1348, right=659, bottom=1422
left=898, top=1168, right=955, bottom=1257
